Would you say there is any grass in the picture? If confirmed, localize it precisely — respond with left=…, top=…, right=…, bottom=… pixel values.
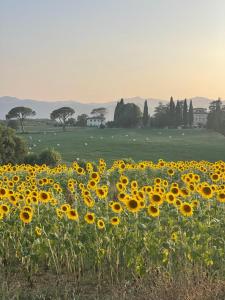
left=21, top=126, right=225, bottom=163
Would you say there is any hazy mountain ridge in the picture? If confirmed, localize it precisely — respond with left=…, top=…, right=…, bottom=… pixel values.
left=0, top=96, right=222, bottom=121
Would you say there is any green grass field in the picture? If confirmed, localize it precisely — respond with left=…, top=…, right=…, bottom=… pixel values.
left=21, top=127, right=225, bottom=163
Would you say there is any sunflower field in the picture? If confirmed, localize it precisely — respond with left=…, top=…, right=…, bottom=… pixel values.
left=0, top=159, right=225, bottom=285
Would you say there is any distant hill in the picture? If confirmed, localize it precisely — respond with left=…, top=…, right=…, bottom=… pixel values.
left=0, top=96, right=222, bottom=121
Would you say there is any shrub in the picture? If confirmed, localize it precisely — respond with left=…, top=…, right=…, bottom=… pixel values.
left=24, top=153, right=39, bottom=165
left=7, top=119, right=19, bottom=130
left=0, top=125, right=27, bottom=164
left=38, top=149, right=62, bottom=166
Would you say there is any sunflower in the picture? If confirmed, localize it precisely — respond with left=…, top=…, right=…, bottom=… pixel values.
left=35, top=226, right=42, bottom=236
left=67, top=209, right=79, bottom=221
left=0, top=204, right=10, bottom=216
left=131, top=181, right=138, bottom=190
left=84, top=212, right=95, bottom=224
left=83, top=196, right=95, bottom=208
left=180, top=202, right=193, bottom=217
left=0, top=188, right=7, bottom=197
left=97, top=219, right=105, bottom=230
left=147, top=205, right=160, bottom=217
left=56, top=208, right=63, bottom=219
left=211, top=173, right=220, bottom=182
left=96, top=187, right=107, bottom=199
left=110, top=216, right=120, bottom=226
left=111, top=202, right=123, bottom=213
left=150, top=192, right=164, bottom=206
left=166, top=192, right=176, bottom=204
left=90, top=172, right=100, bottom=182
left=61, top=203, right=71, bottom=212
left=20, top=210, right=32, bottom=224
left=167, top=169, right=174, bottom=176
left=217, top=191, right=225, bottom=203
left=126, top=198, right=140, bottom=213
left=200, top=185, right=213, bottom=199
left=39, top=191, right=50, bottom=203
left=170, top=187, right=180, bottom=196
left=0, top=211, right=3, bottom=220
left=120, top=175, right=129, bottom=185
left=87, top=180, right=97, bottom=190
left=116, top=182, right=126, bottom=192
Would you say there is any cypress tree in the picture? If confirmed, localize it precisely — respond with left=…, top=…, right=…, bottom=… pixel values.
left=183, top=98, right=188, bottom=127
left=188, top=100, right=194, bottom=127
left=114, top=98, right=124, bottom=126
left=169, top=96, right=176, bottom=127
left=175, top=101, right=182, bottom=127
left=143, top=100, right=149, bottom=127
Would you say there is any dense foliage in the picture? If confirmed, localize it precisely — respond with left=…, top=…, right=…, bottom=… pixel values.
left=0, top=125, right=27, bottom=164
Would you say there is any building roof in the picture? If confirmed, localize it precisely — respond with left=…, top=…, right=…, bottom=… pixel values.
left=87, top=116, right=105, bottom=120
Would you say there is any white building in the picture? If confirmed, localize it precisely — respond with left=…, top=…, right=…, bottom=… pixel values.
left=193, top=108, right=208, bottom=127
left=87, top=116, right=106, bottom=127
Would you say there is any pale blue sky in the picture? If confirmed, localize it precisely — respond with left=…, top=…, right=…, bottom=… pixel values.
left=1, top=0, right=225, bottom=101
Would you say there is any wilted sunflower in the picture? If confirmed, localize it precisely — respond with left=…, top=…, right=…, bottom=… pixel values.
left=84, top=212, right=95, bottom=224
left=147, top=205, right=160, bottom=217
left=180, top=202, right=193, bottom=217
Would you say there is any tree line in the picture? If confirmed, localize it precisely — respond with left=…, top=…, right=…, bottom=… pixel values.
left=4, top=97, right=225, bottom=133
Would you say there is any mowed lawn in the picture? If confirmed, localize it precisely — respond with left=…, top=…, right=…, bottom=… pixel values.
left=22, top=127, right=225, bottom=163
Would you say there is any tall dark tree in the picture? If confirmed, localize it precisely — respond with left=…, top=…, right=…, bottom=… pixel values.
left=183, top=99, right=188, bottom=127
left=175, top=101, right=182, bottom=126
left=142, top=100, right=149, bottom=127
left=207, top=98, right=225, bottom=134
left=50, top=107, right=75, bottom=131
left=188, top=100, right=194, bottom=127
left=76, top=114, right=88, bottom=127
left=169, top=96, right=176, bottom=127
left=114, top=98, right=125, bottom=126
left=6, top=107, right=36, bottom=133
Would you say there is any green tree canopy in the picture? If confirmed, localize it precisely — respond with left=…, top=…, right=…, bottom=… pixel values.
left=91, top=107, right=107, bottom=118
left=50, top=107, right=75, bottom=131
left=6, top=106, right=36, bottom=133
left=0, top=125, right=27, bottom=164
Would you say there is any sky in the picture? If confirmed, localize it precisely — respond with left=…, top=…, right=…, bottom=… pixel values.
left=0, top=0, right=225, bottom=102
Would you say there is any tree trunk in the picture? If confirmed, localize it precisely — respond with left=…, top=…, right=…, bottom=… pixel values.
left=19, top=118, right=24, bottom=133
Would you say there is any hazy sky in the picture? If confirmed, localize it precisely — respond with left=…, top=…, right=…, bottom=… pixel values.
left=1, top=0, right=225, bottom=102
